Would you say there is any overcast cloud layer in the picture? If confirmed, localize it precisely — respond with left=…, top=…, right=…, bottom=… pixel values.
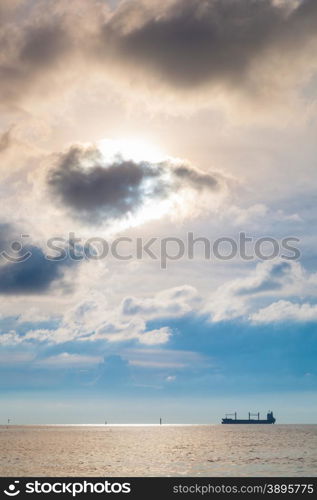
left=102, top=0, right=317, bottom=93
left=0, top=0, right=317, bottom=110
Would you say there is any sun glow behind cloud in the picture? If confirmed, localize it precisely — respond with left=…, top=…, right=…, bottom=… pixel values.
left=95, top=137, right=173, bottom=229
left=98, top=137, right=167, bottom=164
left=93, top=137, right=197, bottom=230
left=93, top=137, right=223, bottom=231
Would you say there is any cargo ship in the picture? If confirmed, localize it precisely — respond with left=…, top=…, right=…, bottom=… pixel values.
left=222, top=411, right=276, bottom=424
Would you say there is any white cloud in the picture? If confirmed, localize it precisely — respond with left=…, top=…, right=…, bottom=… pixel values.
left=137, top=327, right=172, bottom=345
left=121, top=285, right=200, bottom=319
left=13, top=285, right=199, bottom=346
left=204, top=259, right=317, bottom=322
left=34, top=352, right=103, bottom=368
left=2, top=259, right=317, bottom=348
left=250, top=300, right=317, bottom=323
left=0, top=332, right=23, bottom=346
left=94, top=325, right=172, bottom=345
left=124, top=348, right=211, bottom=370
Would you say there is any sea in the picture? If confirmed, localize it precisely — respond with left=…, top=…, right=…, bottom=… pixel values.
left=0, top=425, right=316, bottom=476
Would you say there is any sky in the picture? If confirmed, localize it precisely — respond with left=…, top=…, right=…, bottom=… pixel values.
left=0, top=0, right=317, bottom=424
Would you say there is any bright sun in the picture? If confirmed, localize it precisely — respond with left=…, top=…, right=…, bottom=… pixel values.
left=94, top=136, right=175, bottom=230
left=97, top=137, right=166, bottom=164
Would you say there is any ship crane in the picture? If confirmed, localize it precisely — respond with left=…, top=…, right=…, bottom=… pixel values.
left=225, top=412, right=237, bottom=420
left=248, top=412, right=260, bottom=420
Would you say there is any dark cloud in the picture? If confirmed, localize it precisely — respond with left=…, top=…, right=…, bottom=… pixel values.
left=102, top=0, right=317, bottom=91
left=0, top=245, right=73, bottom=295
left=1, top=0, right=316, bottom=108
left=0, top=128, right=12, bottom=152
left=0, top=9, right=73, bottom=106
left=48, top=146, right=165, bottom=220
left=48, top=144, right=219, bottom=222
left=0, top=224, right=74, bottom=295
left=173, top=165, right=218, bottom=189
left=20, top=24, right=70, bottom=68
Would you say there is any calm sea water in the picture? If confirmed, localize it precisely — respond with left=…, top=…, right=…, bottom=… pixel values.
left=0, top=425, right=316, bottom=476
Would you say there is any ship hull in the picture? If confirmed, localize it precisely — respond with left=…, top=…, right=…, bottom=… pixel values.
left=222, top=419, right=275, bottom=424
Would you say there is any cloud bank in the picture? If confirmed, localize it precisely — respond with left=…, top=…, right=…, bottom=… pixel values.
left=1, top=0, right=317, bottom=110
left=101, top=0, right=317, bottom=97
